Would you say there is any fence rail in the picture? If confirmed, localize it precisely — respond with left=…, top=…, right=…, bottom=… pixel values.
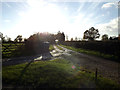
left=2, top=42, right=50, bottom=58
left=2, top=42, right=25, bottom=58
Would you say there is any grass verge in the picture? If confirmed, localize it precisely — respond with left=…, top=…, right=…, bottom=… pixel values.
left=56, top=45, right=63, bottom=50
left=60, top=44, right=118, bottom=62
left=49, top=45, right=54, bottom=51
left=3, top=58, right=120, bottom=88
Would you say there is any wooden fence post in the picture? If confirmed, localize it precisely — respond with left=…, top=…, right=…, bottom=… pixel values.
left=95, top=68, right=98, bottom=83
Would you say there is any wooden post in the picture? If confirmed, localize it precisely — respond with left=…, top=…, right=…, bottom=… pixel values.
left=95, top=68, right=98, bottom=83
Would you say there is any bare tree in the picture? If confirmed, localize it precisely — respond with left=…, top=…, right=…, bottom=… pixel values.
left=66, top=35, right=68, bottom=41
left=75, top=37, right=78, bottom=41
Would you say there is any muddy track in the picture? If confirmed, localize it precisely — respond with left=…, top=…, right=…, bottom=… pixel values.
left=52, top=45, right=120, bottom=84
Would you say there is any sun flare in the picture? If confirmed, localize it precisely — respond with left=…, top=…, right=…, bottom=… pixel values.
left=13, top=0, right=68, bottom=39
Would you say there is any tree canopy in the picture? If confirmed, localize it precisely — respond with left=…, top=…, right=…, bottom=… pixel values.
left=83, top=27, right=100, bottom=41
left=14, top=35, right=23, bottom=42
left=102, top=34, right=108, bottom=41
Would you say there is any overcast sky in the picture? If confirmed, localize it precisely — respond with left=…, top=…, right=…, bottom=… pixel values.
left=1, top=0, right=119, bottom=40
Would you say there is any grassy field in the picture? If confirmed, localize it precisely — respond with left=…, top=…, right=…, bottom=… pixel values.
left=3, top=58, right=120, bottom=88
left=60, top=44, right=118, bottom=62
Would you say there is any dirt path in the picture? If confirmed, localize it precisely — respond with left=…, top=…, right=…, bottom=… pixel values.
left=51, top=45, right=120, bottom=84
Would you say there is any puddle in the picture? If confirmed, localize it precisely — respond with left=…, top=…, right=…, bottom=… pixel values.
left=34, top=56, right=42, bottom=61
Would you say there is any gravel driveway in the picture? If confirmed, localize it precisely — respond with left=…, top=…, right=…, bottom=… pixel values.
left=51, top=45, right=120, bottom=84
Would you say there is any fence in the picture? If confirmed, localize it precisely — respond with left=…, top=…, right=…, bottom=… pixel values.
left=2, top=42, right=50, bottom=58
left=2, top=42, right=25, bottom=58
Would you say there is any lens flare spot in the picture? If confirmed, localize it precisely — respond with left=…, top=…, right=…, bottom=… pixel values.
left=72, top=65, right=76, bottom=69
